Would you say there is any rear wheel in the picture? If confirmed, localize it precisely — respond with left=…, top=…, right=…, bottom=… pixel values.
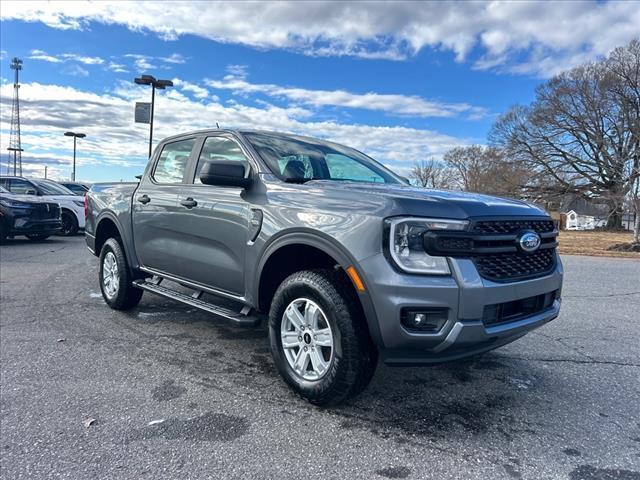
left=26, top=234, right=50, bottom=241
left=268, top=269, right=377, bottom=406
left=59, top=211, right=79, bottom=236
left=99, top=238, right=143, bottom=310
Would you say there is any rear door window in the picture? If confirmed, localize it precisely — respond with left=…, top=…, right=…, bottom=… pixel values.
left=153, top=138, right=196, bottom=184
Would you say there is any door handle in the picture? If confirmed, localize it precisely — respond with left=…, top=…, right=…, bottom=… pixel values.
left=137, top=194, right=151, bottom=204
left=180, top=197, right=198, bottom=209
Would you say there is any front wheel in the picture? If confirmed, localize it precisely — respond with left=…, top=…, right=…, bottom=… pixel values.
left=268, top=269, right=377, bottom=406
left=59, top=211, right=79, bottom=236
left=99, top=238, right=143, bottom=310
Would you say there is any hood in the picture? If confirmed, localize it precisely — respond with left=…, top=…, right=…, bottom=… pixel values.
left=307, top=181, right=548, bottom=219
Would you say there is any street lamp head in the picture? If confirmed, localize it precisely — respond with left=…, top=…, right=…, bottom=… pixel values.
left=64, top=131, right=75, bottom=137
left=134, top=75, right=154, bottom=85
left=76, top=133, right=87, bottom=139
left=135, top=75, right=173, bottom=89
left=64, top=131, right=86, bottom=138
left=10, top=58, right=23, bottom=71
left=155, top=79, right=174, bottom=89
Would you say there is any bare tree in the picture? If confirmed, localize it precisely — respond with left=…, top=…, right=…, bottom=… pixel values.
left=609, top=40, right=640, bottom=241
left=631, top=173, right=640, bottom=242
left=491, top=39, right=640, bottom=229
left=442, top=145, right=530, bottom=198
left=410, top=158, right=455, bottom=189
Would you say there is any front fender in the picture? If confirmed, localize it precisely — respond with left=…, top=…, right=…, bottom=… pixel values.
left=251, top=229, right=384, bottom=346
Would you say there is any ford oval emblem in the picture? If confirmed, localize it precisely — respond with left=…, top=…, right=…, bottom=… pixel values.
left=518, top=231, right=541, bottom=253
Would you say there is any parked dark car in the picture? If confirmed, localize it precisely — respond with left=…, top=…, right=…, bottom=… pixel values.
left=58, top=181, right=91, bottom=196
left=0, top=185, right=62, bottom=241
left=0, top=176, right=86, bottom=236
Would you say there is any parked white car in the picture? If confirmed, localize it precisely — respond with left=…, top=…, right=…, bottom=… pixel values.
left=0, top=176, right=85, bottom=236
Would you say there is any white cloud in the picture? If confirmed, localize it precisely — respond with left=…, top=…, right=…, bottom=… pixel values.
left=172, top=78, right=208, bottom=99
left=123, top=53, right=185, bottom=71
left=2, top=1, right=639, bottom=76
left=226, top=64, right=249, bottom=78
left=63, top=64, right=89, bottom=77
left=28, top=49, right=63, bottom=63
left=59, top=53, right=104, bottom=65
left=124, top=54, right=159, bottom=71
left=107, top=62, right=128, bottom=73
left=161, top=53, right=186, bottom=64
left=206, top=70, right=487, bottom=119
left=28, top=49, right=105, bottom=66
left=0, top=80, right=472, bottom=181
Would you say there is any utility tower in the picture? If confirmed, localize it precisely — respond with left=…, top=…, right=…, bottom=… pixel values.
left=8, top=57, right=24, bottom=176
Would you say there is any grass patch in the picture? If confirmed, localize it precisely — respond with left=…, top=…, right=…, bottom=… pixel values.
left=558, top=230, right=639, bottom=259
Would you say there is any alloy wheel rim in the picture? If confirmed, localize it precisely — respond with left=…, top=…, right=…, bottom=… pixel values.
left=280, top=298, right=333, bottom=381
left=61, top=214, right=73, bottom=234
left=102, top=252, right=119, bottom=299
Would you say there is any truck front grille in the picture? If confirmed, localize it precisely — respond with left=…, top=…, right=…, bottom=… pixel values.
left=423, top=217, right=559, bottom=283
left=473, top=248, right=556, bottom=282
left=33, top=203, right=60, bottom=219
left=472, top=219, right=556, bottom=235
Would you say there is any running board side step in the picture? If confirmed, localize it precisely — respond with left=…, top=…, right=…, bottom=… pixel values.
left=132, top=279, right=261, bottom=327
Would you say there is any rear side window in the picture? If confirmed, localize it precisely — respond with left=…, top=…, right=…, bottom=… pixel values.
left=194, top=136, right=250, bottom=183
left=65, top=184, right=88, bottom=194
left=153, top=138, right=196, bottom=183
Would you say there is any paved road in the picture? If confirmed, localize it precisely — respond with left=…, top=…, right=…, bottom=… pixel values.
left=1, top=236, right=639, bottom=480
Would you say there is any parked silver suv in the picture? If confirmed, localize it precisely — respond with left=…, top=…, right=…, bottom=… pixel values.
left=86, top=130, right=563, bottom=405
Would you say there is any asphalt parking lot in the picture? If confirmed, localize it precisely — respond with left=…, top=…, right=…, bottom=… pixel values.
left=1, top=236, right=639, bottom=480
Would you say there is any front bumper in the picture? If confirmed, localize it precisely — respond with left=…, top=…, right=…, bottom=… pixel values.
left=3, top=216, right=62, bottom=237
left=357, top=252, right=563, bottom=365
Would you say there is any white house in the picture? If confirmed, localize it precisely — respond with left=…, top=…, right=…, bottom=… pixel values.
left=565, top=210, right=597, bottom=230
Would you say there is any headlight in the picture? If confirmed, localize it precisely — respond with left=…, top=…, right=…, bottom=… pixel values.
left=0, top=199, right=33, bottom=208
left=388, top=217, right=468, bottom=274
left=73, top=200, right=85, bottom=207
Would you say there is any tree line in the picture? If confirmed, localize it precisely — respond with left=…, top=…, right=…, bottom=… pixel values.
left=411, top=39, right=639, bottom=241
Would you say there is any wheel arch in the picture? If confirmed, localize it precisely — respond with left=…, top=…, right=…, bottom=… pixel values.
left=95, top=214, right=122, bottom=253
left=93, top=212, right=138, bottom=272
left=254, top=231, right=383, bottom=346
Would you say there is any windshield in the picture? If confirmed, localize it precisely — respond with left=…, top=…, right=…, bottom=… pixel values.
left=31, top=179, right=74, bottom=195
left=244, top=133, right=403, bottom=184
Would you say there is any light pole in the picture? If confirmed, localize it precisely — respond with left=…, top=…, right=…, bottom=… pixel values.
left=64, top=131, right=86, bottom=181
left=134, top=75, right=173, bottom=158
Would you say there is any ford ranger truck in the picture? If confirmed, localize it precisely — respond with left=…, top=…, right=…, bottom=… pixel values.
left=85, top=130, right=563, bottom=405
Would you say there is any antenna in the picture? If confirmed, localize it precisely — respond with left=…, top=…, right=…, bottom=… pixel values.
left=216, top=122, right=220, bottom=129
left=8, top=57, right=24, bottom=176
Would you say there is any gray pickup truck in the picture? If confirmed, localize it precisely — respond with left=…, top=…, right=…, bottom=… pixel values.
left=86, top=129, right=563, bottom=405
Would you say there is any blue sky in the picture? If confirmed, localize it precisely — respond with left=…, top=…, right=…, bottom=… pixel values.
left=0, top=1, right=638, bottom=182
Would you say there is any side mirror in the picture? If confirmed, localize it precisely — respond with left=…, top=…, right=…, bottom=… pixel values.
left=25, top=189, right=38, bottom=195
left=200, top=161, right=252, bottom=188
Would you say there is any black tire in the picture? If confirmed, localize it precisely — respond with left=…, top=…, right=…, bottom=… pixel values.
left=268, top=269, right=377, bottom=406
left=26, top=234, right=50, bottom=241
left=98, top=238, right=143, bottom=310
left=59, top=210, right=79, bottom=236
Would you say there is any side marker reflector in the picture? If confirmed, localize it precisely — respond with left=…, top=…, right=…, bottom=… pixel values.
left=346, top=266, right=366, bottom=293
